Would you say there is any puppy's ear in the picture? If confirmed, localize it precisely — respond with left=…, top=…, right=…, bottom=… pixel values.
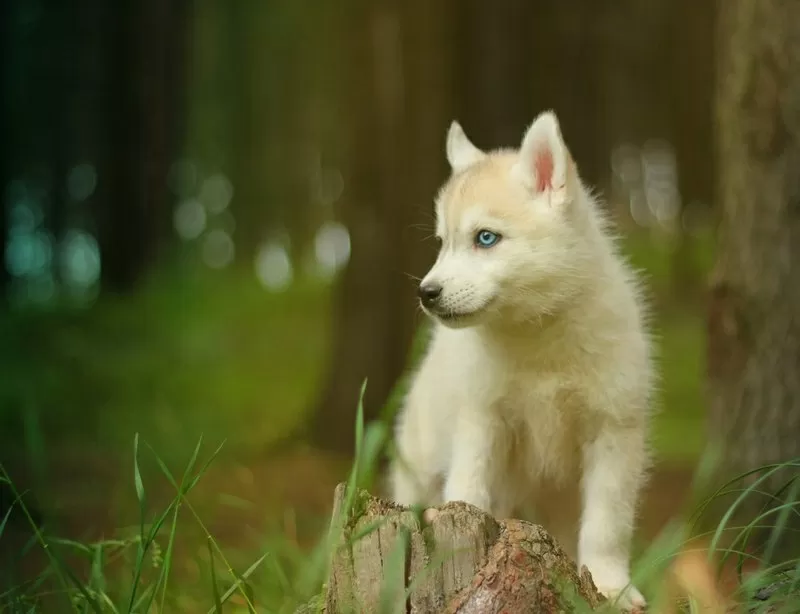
left=513, top=110, right=575, bottom=206
left=446, top=121, right=486, bottom=173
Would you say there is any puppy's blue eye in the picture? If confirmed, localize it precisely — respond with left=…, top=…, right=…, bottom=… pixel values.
left=475, top=229, right=500, bottom=248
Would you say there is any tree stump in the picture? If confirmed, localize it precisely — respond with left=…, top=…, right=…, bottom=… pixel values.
left=321, top=483, right=608, bottom=613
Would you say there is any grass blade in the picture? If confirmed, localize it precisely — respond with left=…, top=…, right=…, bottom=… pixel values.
left=0, top=490, right=21, bottom=539
left=127, top=433, right=151, bottom=612
left=0, top=465, right=99, bottom=613
left=355, top=378, right=367, bottom=464
left=90, top=544, right=106, bottom=597
left=133, top=433, right=146, bottom=536
left=341, top=380, right=369, bottom=524
left=181, top=435, right=205, bottom=486
left=208, top=537, right=222, bottom=613
left=357, top=422, right=389, bottom=491
left=154, top=496, right=181, bottom=612
left=143, top=438, right=209, bottom=614
left=206, top=553, right=269, bottom=614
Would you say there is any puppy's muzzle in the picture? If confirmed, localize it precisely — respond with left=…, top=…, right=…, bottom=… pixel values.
left=418, top=282, right=442, bottom=308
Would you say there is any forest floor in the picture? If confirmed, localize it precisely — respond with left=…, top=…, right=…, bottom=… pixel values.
left=3, top=442, right=700, bottom=611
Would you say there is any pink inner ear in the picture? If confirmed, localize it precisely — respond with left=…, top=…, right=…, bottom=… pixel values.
left=534, top=148, right=554, bottom=193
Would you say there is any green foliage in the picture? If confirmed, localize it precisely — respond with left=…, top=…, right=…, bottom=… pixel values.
left=0, top=268, right=331, bottom=466
left=3, top=387, right=800, bottom=613
left=1, top=436, right=267, bottom=613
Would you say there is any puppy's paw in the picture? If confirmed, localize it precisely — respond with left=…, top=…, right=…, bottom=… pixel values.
left=596, top=583, right=646, bottom=612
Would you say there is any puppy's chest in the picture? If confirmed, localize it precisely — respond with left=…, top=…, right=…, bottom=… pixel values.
left=495, top=371, right=585, bottom=482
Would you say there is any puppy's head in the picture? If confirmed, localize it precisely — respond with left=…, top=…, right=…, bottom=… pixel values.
left=418, top=110, right=595, bottom=328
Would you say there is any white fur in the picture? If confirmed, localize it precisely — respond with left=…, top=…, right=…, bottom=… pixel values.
left=446, top=120, right=486, bottom=174
left=390, top=111, right=654, bottom=610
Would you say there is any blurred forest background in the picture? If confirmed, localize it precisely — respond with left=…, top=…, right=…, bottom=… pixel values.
left=4, top=0, right=799, bottom=608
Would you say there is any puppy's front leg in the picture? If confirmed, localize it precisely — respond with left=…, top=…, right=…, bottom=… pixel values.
left=443, top=411, right=496, bottom=514
left=578, top=423, right=648, bottom=610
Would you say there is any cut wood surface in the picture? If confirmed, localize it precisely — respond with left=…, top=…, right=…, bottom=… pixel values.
left=320, top=482, right=608, bottom=614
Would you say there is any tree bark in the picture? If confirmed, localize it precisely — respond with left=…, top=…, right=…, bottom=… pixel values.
left=308, top=0, right=451, bottom=454
left=320, top=483, right=606, bottom=614
left=708, top=0, right=800, bottom=563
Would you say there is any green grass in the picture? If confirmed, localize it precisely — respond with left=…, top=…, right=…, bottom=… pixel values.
left=3, top=396, right=800, bottom=613
left=1, top=435, right=271, bottom=613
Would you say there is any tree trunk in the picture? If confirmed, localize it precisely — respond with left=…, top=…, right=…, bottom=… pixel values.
left=308, top=0, right=451, bottom=454
left=455, top=0, right=534, bottom=149
left=536, top=0, right=606, bottom=191
left=595, top=0, right=675, bottom=222
left=319, top=483, right=606, bottom=614
left=0, top=0, right=11, bottom=301
left=96, top=0, right=190, bottom=293
left=225, top=1, right=302, bottom=261
left=668, top=0, right=716, bottom=297
left=670, top=0, right=716, bottom=212
left=2, top=1, right=73, bottom=299
left=708, top=0, right=800, bottom=563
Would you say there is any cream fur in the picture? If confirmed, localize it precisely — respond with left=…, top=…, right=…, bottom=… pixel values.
left=389, top=111, right=655, bottom=609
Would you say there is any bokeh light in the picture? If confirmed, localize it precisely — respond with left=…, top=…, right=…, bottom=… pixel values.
left=255, top=241, right=293, bottom=291
left=313, top=221, right=350, bottom=278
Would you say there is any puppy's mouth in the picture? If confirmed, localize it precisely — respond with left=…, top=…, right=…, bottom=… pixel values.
left=436, top=309, right=478, bottom=322
left=421, top=301, right=492, bottom=327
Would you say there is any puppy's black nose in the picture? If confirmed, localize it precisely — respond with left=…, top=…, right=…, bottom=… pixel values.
left=418, top=282, right=442, bottom=307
